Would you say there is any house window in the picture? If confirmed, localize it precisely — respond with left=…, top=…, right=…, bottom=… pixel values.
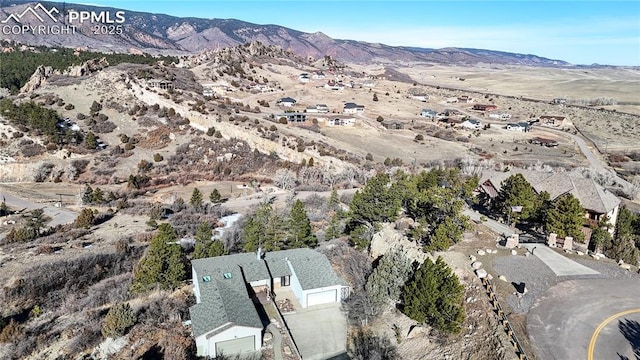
left=202, top=275, right=211, bottom=282
left=223, top=273, right=232, bottom=279
left=281, top=276, right=290, bottom=286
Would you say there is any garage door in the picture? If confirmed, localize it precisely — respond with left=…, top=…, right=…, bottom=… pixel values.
left=307, top=290, right=337, bottom=307
left=215, top=336, right=255, bottom=356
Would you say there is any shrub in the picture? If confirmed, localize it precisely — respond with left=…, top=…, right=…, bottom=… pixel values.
left=75, top=208, right=96, bottom=229
left=153, top=153, right=164, bottom=162
left=415, top=134, right=424, bottom=141
left=64, top=103, right=75, bottom=110
left=0, top=319, right=22, bottom=343
left=101, top=302, right=137, bottom=338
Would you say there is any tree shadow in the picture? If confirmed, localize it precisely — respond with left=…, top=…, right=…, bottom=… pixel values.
left=618, top=318, right=640, bottom=360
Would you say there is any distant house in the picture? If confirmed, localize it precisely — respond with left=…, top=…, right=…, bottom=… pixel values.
left=362, top=79, right=376, bottom=88
left=306, top=104, right=329, bottom=113
left=461, top=119, right=482, bottom=130
left=148, top=79, right=174, bottom=90
left=299, top=73, right=310, bottom=83
left=277, top=112, right=307, bottom=123
left=529, top=137, right=559, bottom=147
left=446, top=97, right=459, bottom=103
left=540, top=115, right=566, bottom=128
left=488, top=113, right=512, bottom=120
left=473, top=104, right=497, bottom=111
left=420, top=109, right=438, bottom=119
left=410, top=94, right=429, bottom=102
left=552, top=98, right=567, bottom=105
left=343, top=102, right=365, bottom=114
left=381, top=120, right=405, bottom=129
left=277, top=97, right=297, bottom=107
left=506, top=122, right=531, bottom=132
left=477, top=170, right=621, bottom=237
left=190, top=248, right=349, bottom=358
left=311, top=71, right=325, bottom=80
left=324, top=81, right=344, bottom=91
left=327, top=116, right=356, bottom=126
left=457, top=95, right=473, bottom=103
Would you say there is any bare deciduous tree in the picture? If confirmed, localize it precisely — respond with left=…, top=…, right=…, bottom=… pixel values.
left=273, top=168, right=296, bottom=190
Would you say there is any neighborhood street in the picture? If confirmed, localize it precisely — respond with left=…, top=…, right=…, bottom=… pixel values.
left=0, top=190, right=77, bottom=227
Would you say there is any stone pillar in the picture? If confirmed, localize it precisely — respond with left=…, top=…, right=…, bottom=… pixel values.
left=547, top=233, right=557, bottom=247
left=563, top=236, right=573, bottom=250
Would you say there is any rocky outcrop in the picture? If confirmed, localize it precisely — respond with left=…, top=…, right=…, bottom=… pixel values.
left=65, top=57, right=110, bottom=77
left=20, top=65, right=55, bottom=93
left=20, top=58, right=110, bottom=93
left=370, top=223, right=429, bottom=264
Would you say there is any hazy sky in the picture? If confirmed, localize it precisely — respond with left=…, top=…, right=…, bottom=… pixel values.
left=88, top=1, right=640, bottom=66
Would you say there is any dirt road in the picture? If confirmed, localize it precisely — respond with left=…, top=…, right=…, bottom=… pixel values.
left=0, top=190, right=77, bottom=227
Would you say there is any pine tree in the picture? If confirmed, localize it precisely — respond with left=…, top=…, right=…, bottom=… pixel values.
left=544, top=193, right=585, bottom=241
left=365, top=248, right=414, bottom=307
left=102, top=302, right=136, bottom=338
left=85, top=131, right=97, bottom=150
left=401, top=256, right=465, bottom=334
left=190, top=188, right=203, bottom=210
left=348, top=173, right=401, bottom=227
left=27, top=208, right=48, bottom=236
left=289, top=199, right=317, bottom=248
left=325, top=213, right=343, bottom=240
left=192, top=222, right=226, bottom=259
left=131, top=223, right=185, bottom=293
left=209, top=188, right=222, bottom=203
left=0, top=197, right=8, bottom=217
left=496, top=173, right=537, bottom=224
left=328, top=189, right=340, bottom=212
left=82, top=184, right=94, bottom=204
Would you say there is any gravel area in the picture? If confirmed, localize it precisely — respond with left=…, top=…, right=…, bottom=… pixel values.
left=492, top=251, right=640, bottom=314
left=492, top=254, right=557, bottom=314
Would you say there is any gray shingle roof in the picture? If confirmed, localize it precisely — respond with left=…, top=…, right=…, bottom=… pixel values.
left=189, top=266, right=263, bottom=337
left=190, top=248, right=346, bottom=337
left=479, top=170, right=620, bottom=214
left=265, top=248, right=347, bottom=290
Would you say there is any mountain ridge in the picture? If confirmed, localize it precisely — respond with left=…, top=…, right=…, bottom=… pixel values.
left=0, top=0, right=573, bottom=66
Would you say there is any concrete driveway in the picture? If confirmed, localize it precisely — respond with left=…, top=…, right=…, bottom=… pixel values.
left=527, top=279, right=640, bottom=360
left=283, top=303, right=348, bottom=360
left=521, top=244, right=600, bottom=276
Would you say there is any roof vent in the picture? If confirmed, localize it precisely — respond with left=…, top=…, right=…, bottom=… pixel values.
left=202, top=275, right=212, bottom=282
left=223, top=272, right=232, bottom=279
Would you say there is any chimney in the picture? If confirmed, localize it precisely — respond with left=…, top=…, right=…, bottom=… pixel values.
left=257, top=247, right=262, bottom=261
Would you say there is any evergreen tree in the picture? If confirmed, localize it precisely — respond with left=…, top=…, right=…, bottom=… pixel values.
left=75, top=208, right=96, bottom=229
left=209, top=188, right=222, bottom=203
left=288, top=199, right=317, bottom=248
left=496, top=173, right=537, bottom=224
left=92, top=187, right=105, bottom=204
left=328, top=189, right=340, bottom=212
left=102, top=302, right=136, bottom=338
left=85, top=131, right=98, bottom=150
left=26, top=208, right=48, bottom=236
left=82, top=184, right=94, bottom=204
left=131, top=223, right=185, bottom=293
left=348, top=173, right=401, bottom=228
left=192, top=222, right=226, bottom=259
left=401, top=256, right=465, bottom=334
left=190, top=188, right=203, bottom=210
left=0, top=197, right=8, bottom=217
left=365, top=248, right=414, bottom=307
left=544, top=193, right=585, bottom=241
left=325, top=213, right=343, bottom=240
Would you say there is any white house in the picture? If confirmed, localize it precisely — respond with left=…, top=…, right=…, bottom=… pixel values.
left=299, top=73, right=310, bottom=83
left=488, top=113, right=512, bottom=120
left=327, top=116, right=356, bottom=126
left=312, top=71, right=325, bottom=80
left=190, top=249, right=348, bottom=358
left=461, top=119, right=482, bottom=130
left=277, top=97, right=297, bottom=107
left=506, top=122, right=531, bottom=132
left=343, top=102, right=364, bottom=114
left=306, top=104, right=329, bottom=113
left=420, top=109, right=438, bottom=119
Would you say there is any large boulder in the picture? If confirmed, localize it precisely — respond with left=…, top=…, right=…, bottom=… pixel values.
left=370, top=223, right=428, bottom=264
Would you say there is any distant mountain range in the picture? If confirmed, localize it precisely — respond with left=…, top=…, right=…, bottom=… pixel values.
left=0, top=0, right=571, bottom=66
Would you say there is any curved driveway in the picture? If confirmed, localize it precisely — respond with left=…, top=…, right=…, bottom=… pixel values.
left=527, top=279, right=640, bottom=360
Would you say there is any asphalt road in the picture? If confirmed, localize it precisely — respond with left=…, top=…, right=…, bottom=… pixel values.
left=463, top=208, right=515, bottom=236
left=527, top=279, right=640, bottom=360
left=0, top=191, right=77, bottom=227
